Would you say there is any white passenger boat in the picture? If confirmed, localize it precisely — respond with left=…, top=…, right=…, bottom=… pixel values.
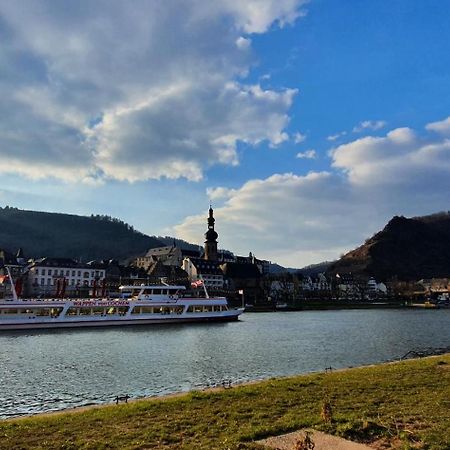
left=0, top=283, right=244, bottom=331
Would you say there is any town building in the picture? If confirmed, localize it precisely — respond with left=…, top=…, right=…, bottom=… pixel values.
left=236, top=252, right=270, bottom=276
left=182, top=257, right=224, bottom=290
left=0, top=248, right=27, bottom=298
left=220, top=262, right=262, bottom=304
left=135, top=244, right=201, bottom=271
left=145, top=260, right=189, bottom=285
left=135, top=244, right=183, bottom=270
left=217, top=249, right=236, bottom=263
left=301, top=273, right=331, bottom=291
left=26, top=257, right=106, bottom=297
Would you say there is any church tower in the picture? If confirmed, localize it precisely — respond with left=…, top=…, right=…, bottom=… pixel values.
left=204, top=205, right=218, bottom=261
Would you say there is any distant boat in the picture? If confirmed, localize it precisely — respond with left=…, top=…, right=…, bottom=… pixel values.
left=0, top=283, right=243, bottom=331
left=275, top=302, right=288, bottom=310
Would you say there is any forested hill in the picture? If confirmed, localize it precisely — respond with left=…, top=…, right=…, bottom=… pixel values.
left=0, top=207, right=164, bottom=261
left=328, top=212, right=450, bottom=281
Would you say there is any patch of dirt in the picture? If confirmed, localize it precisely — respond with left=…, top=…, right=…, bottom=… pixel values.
left=256, top=429, right=374, bottom=450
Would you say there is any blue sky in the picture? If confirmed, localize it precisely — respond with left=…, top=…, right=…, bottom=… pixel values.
left=1, top=1, right=450, bottom=267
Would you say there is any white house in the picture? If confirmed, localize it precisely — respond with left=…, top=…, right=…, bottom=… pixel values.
left=26, top=258, right=106, bottom=297
left=182, top=257, right=224, bottom=290
left=302, top=273, right=331, bottom=291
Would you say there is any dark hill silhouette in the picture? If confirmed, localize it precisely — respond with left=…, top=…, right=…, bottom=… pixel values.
left=297, top=261, right=334, bottom=277
left=328, top=212, right=450, bottom=281
left=0, top=207, right=163, bottom=261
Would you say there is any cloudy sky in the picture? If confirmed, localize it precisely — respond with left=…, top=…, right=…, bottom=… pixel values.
left=1, top=0, right=450, bottom=267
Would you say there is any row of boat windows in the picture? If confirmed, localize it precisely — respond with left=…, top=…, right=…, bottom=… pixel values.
left=187, top=305, right=228, bottom=312
left=134, top=289, right=180, bottom=295
left=0, top=305, right=228, bottom=318
left=0, top=308, right=63, bottom=317
left=131, top=306, right=185, bottom=315
left=66, top=307, right=129, bottom=316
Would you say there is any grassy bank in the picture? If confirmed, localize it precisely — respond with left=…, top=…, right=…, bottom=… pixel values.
left=1, top=356, right=449, bottom=449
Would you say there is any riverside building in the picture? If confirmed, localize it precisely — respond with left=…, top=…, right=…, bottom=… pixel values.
left=26, top=258, right=106, bottom=297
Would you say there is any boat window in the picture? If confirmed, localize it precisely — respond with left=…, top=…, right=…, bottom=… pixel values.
left=1, top=309, right=18, bottom=315
left=79, top=308, right=92, bottom=316
left=66, top=308, right=79, bottom=316
left=153, top=289, right=161, bottom=295
left=117, top=306, right=129, bottom=315
left=187, top=305, right=205, bottom=313
left=92, top=307, right=105, bottom=316
left=131, top=306, right=154, bottom=314
left=38, top=308, right=63, bottom=317
left=171, top=306, right=184, bottom=314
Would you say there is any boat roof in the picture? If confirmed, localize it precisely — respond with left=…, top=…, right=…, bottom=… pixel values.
left=119, top=285, right=186, bottom=290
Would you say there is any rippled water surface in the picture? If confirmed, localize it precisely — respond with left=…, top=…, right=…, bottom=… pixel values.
left=1, top=309, right=450, bottom=418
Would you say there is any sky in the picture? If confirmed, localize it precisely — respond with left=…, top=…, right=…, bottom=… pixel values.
left=1, top=0, right=450, bottom=267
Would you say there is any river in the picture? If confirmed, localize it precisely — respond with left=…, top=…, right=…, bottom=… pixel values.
left=1, top=309, right=449, bottom=418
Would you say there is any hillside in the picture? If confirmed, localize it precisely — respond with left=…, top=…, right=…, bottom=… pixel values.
left=157, top=236, right=202, bottom=252
left=328, top=212, right=450, bottom=281
left=297, top=260, right=334, bottom=277
left=0, top=207, right=163, bottom=261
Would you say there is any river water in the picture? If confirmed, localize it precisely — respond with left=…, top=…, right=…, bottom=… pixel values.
left=1, top=309, right=450, bottom=418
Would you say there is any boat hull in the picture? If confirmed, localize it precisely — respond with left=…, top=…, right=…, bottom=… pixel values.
left=0, top=310, right=243, bottom=331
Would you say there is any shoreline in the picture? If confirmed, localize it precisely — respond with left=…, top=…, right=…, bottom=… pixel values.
left=4, top=351, right=449, bottom=423
left=1, top=353, right=449, bottom=449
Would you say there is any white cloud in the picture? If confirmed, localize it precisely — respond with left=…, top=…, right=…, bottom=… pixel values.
left=0, top=0, right=306, bottom=182
left=293, top=132, right=307, bottom=144
left=175, top=119, right=450, bottom=267
left=327, top=131, right=347, bottom=141
left=426, top=116, right=450, bottom=135
left=174, top=171, right=370, bottom=266
left=296, top=149, right=316, bottom=159
left=89, top=82, right=297, bottom=181
left=353, top=120, right=387, bottom=133
left=206, top=187, right=237, bottom=201
left=236, top=36, right=251, bottom=50
left=219, top=0, right=309, bottom=33
left=330, top=127, right=439, bottom=185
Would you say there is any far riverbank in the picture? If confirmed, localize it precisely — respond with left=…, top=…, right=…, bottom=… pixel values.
left=244, top=300, right=406, bottom=312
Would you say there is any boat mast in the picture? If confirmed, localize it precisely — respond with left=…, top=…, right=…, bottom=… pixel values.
left=199, top=274, right=209, bottom=299
left=5, top=266, right=18, bottom=302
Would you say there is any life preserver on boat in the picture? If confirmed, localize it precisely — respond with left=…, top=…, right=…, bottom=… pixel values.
left=169, top=295, right=174, bottom=300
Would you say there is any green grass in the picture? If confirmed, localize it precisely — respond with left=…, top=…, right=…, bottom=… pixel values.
left=1, top=356, right=449, bottom=449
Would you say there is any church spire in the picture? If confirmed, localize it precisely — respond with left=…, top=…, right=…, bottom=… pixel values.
left=204, top=205, right=218, bottom=261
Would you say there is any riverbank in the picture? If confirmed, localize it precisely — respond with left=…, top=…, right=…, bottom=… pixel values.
left=244, top=300, right=406, bottom=312
left=1, top=355, right=449, bottom=449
